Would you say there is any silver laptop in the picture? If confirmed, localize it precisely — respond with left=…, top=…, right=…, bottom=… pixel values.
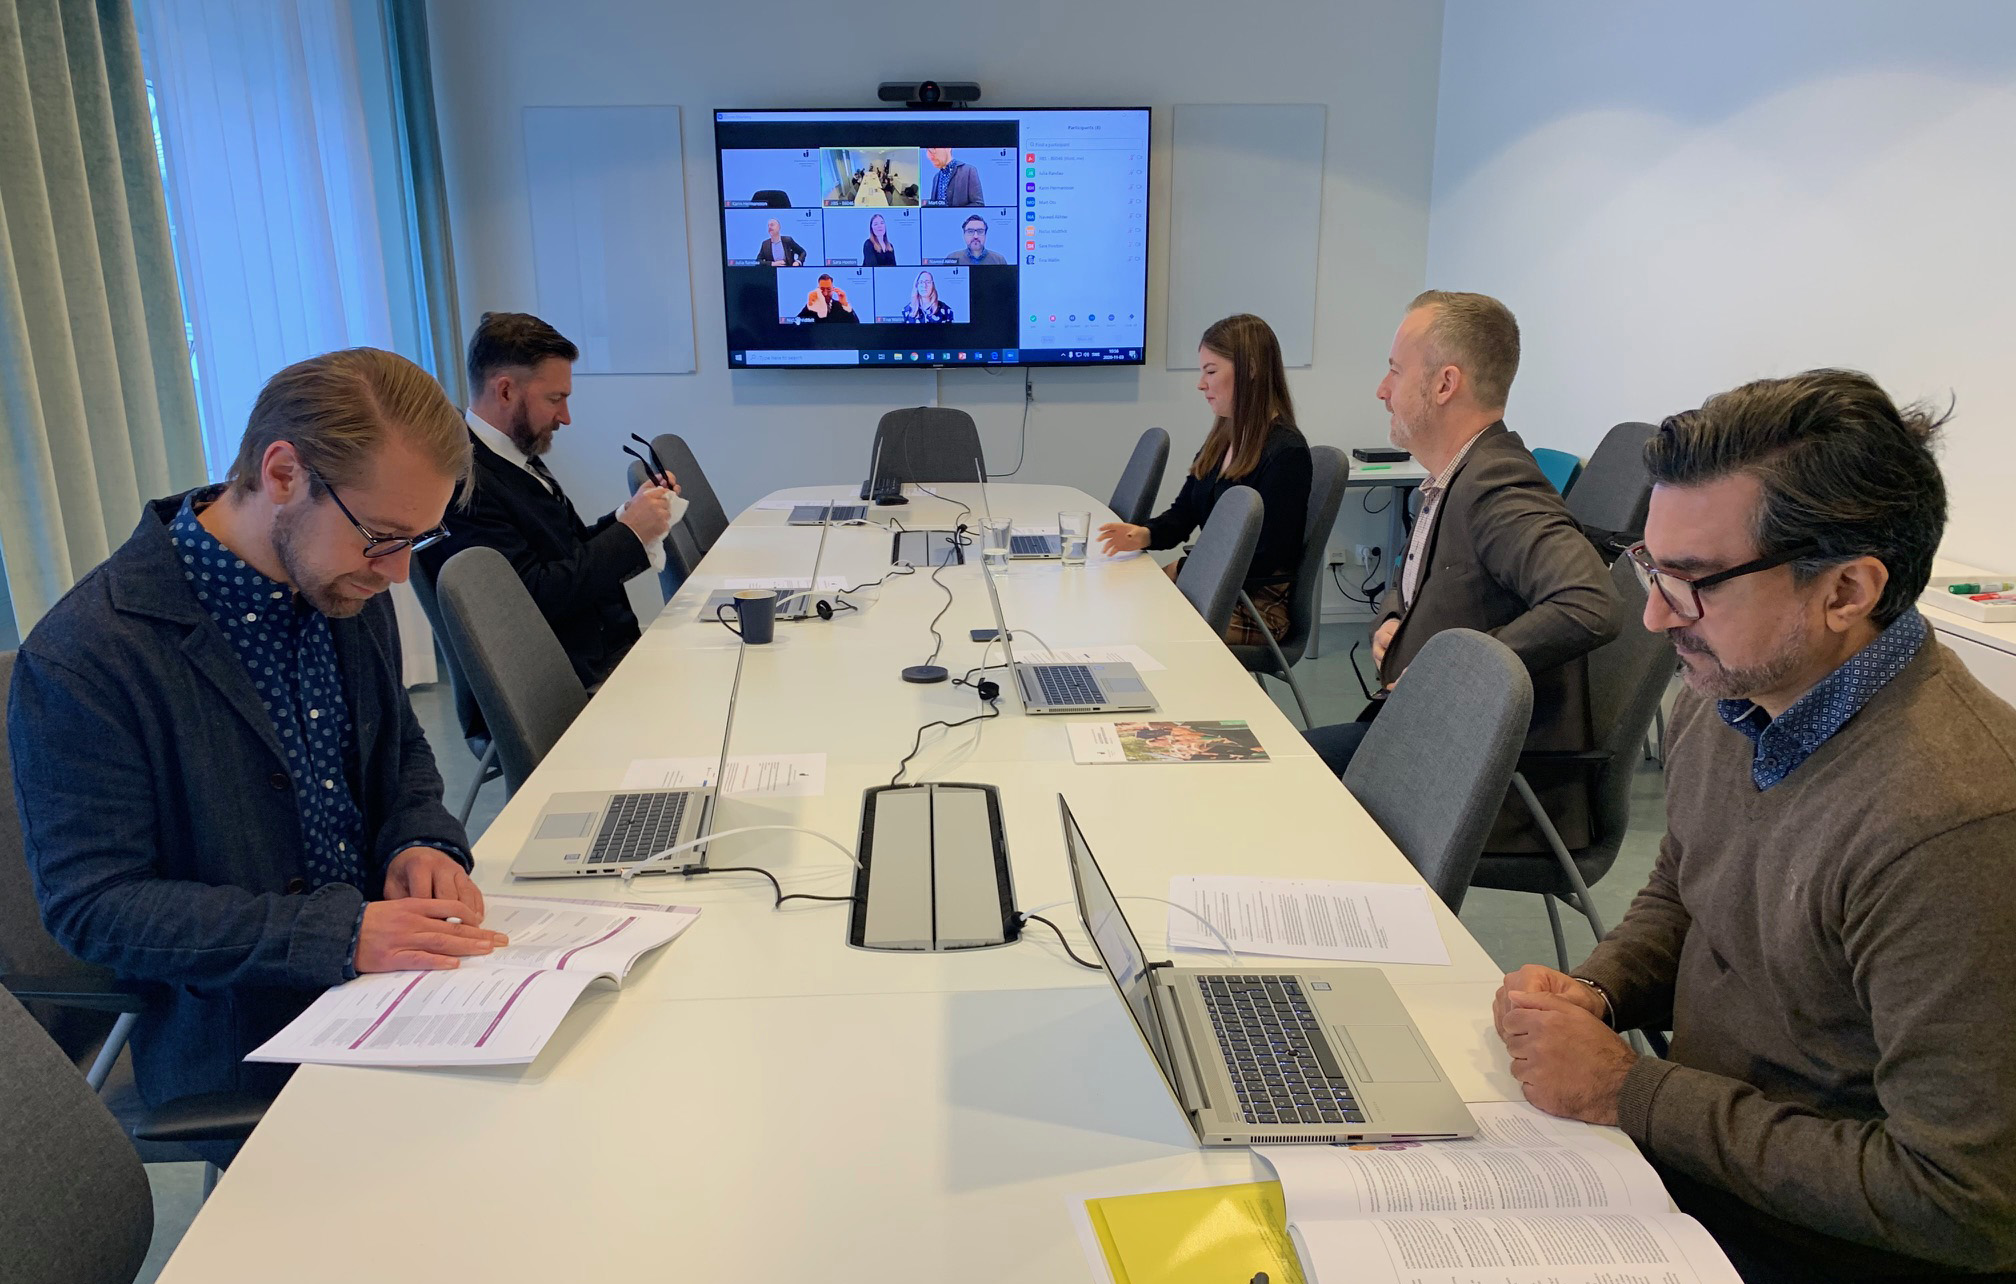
left=788, top=502, right=867, bottom=526
left=1060, top=796, right=1476, bottom=1145
left=509, top=646, right=745, bottom=879
left=979, top=546, right=1156, bottom=714
left=700, top=506, right=837, bottom=622
left=1007, top=531, right=1061, bottom=559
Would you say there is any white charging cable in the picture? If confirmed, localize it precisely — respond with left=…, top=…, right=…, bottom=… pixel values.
left=615, top=824, right=860, bottom=893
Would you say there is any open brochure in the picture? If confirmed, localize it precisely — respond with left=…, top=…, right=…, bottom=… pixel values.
left=246, top=896, right=699, bottom=1068
left=1255, top=1102, right=1742, bottom=1284
left=1069, top=719, right=1269, bottom=764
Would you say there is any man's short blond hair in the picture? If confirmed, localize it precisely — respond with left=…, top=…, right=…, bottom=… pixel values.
left=225, top=348, right=470, bottom=497
left=1408, top=290, right=1521, bottom=411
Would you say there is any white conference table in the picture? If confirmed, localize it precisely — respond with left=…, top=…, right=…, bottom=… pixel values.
left=159, top=483, right=1518, bottom=1283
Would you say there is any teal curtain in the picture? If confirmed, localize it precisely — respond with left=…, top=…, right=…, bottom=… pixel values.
left=382, top=0, right=462, bottom=406
left=0, top=0, right=203, bottom=640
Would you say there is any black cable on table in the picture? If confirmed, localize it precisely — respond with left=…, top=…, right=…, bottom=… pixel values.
left=1022, top=913, right=1101, bottom=970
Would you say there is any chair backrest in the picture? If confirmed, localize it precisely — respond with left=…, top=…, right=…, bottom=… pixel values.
left=406, top=562, right=488, bottom=749
left=1344, top=630, right=1533, bottom=911
left=1107, top=426, right=1169, bottom=526
left=871, top=407, right=985, bottom=484
left=1, top=652, right=123, bottom=1062
left=1531, top=447, right=1584, bottom=497
left=1573, top=556, right=1677, bottom=874
left=0, top=989, right=154, bottom=1284
left=644, top=433, right=729, bottom=557
left=1565, top=422, right=1658, bottom=557
left=1270, top=445, right=1351, bottom=664
left=1175, top=486, right=1263, bottom=638
left=626, top=458, right=705, bottom=601
left=434, top=547, right=589, bottom=794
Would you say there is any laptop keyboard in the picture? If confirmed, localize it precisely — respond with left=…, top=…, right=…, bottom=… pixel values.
left=1032, top=663, right=1102, bottom=707
left=1200, top=975, right=1367, bottom=1126
left=1010, top=534, right=1055, bottom=555
left=586, top=792, right=690, bottom=865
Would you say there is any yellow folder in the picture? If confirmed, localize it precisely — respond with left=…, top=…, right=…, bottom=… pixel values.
left=1086, top=1180, right=1306, bottom=1284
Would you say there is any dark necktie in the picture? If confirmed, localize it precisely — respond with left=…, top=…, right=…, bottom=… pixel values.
left=524, top=455, right=563, bottom=500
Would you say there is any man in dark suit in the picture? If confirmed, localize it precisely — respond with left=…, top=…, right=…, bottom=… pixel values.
left=418, top=312, right=679, bottom=689
left=10, top=348, right=508, bottom=1117
left=753, top=218, right=806, bottom=266
left=924, top=147, right=983, bottom=206
left=1308, top=291, right=1622, bottom=849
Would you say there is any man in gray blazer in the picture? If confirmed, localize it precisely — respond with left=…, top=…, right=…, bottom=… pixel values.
left=1308, top=291, right=1622, bottom=850
left=924, top=147, right=984, bottom=206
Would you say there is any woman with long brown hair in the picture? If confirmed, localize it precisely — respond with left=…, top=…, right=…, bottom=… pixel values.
left=1098, top=313, right=1311, bottom=643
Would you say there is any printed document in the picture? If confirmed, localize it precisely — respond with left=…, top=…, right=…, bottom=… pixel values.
left=620, top=753, right=826, bottom=797
left=1168, top=875, right=1449, bottom=966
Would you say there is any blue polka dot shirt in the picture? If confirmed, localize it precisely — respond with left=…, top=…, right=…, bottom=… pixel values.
left=1718, top=607, right=1928, bottom=791
left=170, top=492, right=365, bottom=889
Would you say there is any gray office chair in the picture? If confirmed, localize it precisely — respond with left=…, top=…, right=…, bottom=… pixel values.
left=870, top=406, right=986, bottom=485
left=1565, top=421, right=1658, bottom=561
left=1230, top=445, right=1350, bottom=726
left=1107, top=426, right=1169, bottom=526
left=3, top=653, right=271, bottom=1176
left=1472, top=555, right=1678, bottom=968
left=625, top=432, right=728, bottom=599
left=434, top=547, right=589, bottom=794
left=1174, top=486, right=1263, bottom=639
left=408, top=564, right=502, bottom=825
left=0, top=989, right=153, bottom=1284
left=1342, top=630, right=1533, bottom=911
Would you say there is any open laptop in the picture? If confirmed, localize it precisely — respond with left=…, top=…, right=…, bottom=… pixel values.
left=1060, top=796, right=1476, bottom=1145
left=1007, top=530, right=1061, bottom=559
left=508, top=645, right=745, bottom=879
left=787, top=501, right=867, bottom=526
left=700, top=506, right=839, bottom=622
left=979, top=545, right=1156, bottom=714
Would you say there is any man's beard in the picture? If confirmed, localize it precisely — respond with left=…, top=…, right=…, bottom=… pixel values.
left=1669, top=620, right=1809, bottom=702
left=506, top=397, right=549, bottom=457
left=273, top=502, right=380, bottom=619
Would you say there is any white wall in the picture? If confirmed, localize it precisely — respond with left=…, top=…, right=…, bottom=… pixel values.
left=1428, top=0, right=2016, bottom=569
left=426, top=0, right=1449, bottom=619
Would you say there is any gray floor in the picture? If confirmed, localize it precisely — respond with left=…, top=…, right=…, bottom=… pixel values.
left=135, top=622, right=1666, bottom=1279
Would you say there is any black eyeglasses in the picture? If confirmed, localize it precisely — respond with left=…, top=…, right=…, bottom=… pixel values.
left=310, top=469, right=449, bottom=558
left=1628, top=541, right=1823, bottom=622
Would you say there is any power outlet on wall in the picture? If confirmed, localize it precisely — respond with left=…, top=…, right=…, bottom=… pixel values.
left=1353, top=544, right=1374, bottom=568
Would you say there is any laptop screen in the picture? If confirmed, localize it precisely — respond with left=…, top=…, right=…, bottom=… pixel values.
left=1059, top=796, right=1180, bottom=1091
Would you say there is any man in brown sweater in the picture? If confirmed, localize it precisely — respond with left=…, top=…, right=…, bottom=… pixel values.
left=1491, top=370, right=2016, bottom=1281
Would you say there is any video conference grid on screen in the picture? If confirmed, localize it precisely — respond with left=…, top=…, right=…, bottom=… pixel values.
left=715, top=108, right=1150, bottom=368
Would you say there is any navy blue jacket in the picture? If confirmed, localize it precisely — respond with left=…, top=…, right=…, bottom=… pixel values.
left=8, top=494, right=471, bottom=1105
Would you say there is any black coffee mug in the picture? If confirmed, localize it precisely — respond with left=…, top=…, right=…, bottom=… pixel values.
left=715, top=589, right=777, bottom=644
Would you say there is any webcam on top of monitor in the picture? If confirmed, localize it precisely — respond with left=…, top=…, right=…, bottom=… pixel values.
left=877, top=80, right=982, bottom=109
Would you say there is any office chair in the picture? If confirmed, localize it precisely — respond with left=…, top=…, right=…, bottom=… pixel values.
left=751, top=189, right=790, bottom=208
left=1472, top=556, right=1677, bottom=968
left=1343, top=630, right=1533, bottom=911
left=625, top=432, right=729, bottom=600
left=1175, top=486, right=1264, bottom=639
left=1107, top=426, right=1169, bottom=526
left=870, top=407, right=986, bottom=484
left=1230, top=445, right=1349, bottom=726
left=434, top=547, right=589, bottom=794
left=1531, top=447, right=1583, bottom=497
left=408, top=564, right=502, bottom=825
left=1566, top=422, right=1658, bottom=560
left=3, top=653, right=271, bottom=1184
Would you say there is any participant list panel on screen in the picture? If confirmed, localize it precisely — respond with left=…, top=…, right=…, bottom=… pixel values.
left=714, top=108, right=1148, bottom=369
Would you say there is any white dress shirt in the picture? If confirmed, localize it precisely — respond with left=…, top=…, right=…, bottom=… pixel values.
left=1400, top=426, right=1490, bottom=608
left=464, top=408, right=674, bottom=573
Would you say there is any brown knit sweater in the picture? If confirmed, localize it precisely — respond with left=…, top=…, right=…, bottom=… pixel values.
left=1579, top=640, right=2016, bottom=1275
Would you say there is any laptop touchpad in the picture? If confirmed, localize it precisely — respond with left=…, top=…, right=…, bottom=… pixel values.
left=1338, top=1026, right=1438, bottom=1082
left=537, top=812, right=595, bottom=840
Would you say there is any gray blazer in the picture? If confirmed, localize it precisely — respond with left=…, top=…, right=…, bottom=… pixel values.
left=9, top=494, right=470, bottom=1106
left=1376, top=423, right=1623, bottom=848
left=934, top=160, right=983, bottom=206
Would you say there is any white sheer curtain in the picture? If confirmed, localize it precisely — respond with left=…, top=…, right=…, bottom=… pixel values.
left=136, top=0, right=438, bottom=684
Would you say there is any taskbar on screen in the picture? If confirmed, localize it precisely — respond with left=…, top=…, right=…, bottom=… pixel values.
left=733, top=347, right=1144, bottom=367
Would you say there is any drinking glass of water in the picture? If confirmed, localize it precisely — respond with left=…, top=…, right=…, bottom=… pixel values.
left=1059, top=511, right=1090, bottom=566
left=982, top=517, right=1012, bottom=570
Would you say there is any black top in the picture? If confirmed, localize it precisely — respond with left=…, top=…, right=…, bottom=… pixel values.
left=1143, top=421, right=1311, bottom=586
left=862, top=239, right=897, bottom=266
left=417, top=431, right=647, bottom=688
